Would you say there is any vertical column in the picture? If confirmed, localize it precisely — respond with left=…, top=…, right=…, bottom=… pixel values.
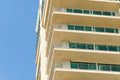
left=61, top=42, right=69, bottom=48
left=40, top=26, right=48, bottom=80
left=62, top=61, right=71, bottom=69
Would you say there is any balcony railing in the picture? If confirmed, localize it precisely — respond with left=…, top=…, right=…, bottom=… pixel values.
left=47, top=42, right=120, bottom=79
left=49, top=62, right=120, bottom=80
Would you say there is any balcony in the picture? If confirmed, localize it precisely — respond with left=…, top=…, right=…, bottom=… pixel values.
left=43, top=0, right=120, bottom=28
left=46, top=42, right=120, bottom=75
left=53, top=68, right=120, bottom=80
left=48, top=60, right=120, bottom=80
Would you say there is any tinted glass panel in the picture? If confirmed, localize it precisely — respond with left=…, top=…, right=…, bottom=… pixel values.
left=98, top=64, right=111, bottom=71
left=85, top=26, right=92, bottom=31
left=69, top=43, right=76, bottom=48
left=76, top=43, right=86, bottom=49
left=75, top=26, right=84, bottom=30
left=103, top=12, right=111, bottom=16
left=87, top=44, right=94, bottom=50
left=111, top=65, right=120, bottom=72
left=66, top=9, right=72, bottom=12
left=74, top=9, right=82, bottom=13
left=95, top=27, right=104, bottom=32
left=118, top=47, right=120, bottom=51
left=115, top=29, right=118, bottom=33
left=83, top=10, right=90, bottom=14
left=93, top=11, right=102, bottom=15
left=96, top=45, right=107, bottom=50
left=71, top=63, right=77, bottom=69
left=68, top=25, right=74, bottom=30
left=108, top=46, right=117, bottom=51
left=105, top=28, right=114, bottom=33
left=89, top=64, right=96, bottom=70
left=112, top=12, right=115, bottom=16
left=78, top=63, right=89, bottom=69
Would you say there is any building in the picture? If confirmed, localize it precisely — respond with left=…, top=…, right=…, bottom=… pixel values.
left=35, top=0, right=120, bottom=80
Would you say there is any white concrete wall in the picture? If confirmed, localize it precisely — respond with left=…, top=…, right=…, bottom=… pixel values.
left=40, top=25, right=48, bottom=80
left=62, top=61, right=71, bottom=69
left=53, top=24, right=68, bottom=30
left=52, top=7, right=65, bottom=12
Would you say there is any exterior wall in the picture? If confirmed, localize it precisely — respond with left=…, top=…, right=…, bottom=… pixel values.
left=40, top=26, right=48, bottom=80
left=36, top=0, right=120, bottom=80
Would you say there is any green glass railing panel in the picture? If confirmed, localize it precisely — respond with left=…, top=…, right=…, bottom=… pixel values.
left=69, top=43, right=76, bottom=48
left=93, top=11, right=102, bottom=15
left=87, top=44, right=94, bottom=50
left=66, top=9, right=72, bottom=12
left=74, top=9, right=82, bottom=13
left=89, top=64, right=96, bottom=70
left=75, top=26, right=84, bottom=30
left=95, top=27, right=105, bottom=32
left=68, top=25, right=74, bottom=30
left=103, top=12, right=111, bottom=16
left=112, top=12, right=115, bottom=16
left=76, top=43, right=86, bottom=49
left=96, top=45, right=107, bottom=51
left=111, top=65, right=120, bottom=72
left=66, top=9, right=115, bottom=16
left=118, top=47, right=120, bottom=51
left=105, top=28, right=114, bottom=33
left=85, top=26, right=92, bottom=31
left=68, top=25, right=119, bottom=33
left=108, top=46, right=117, bottom=51
left=115, top=29, right=118, bottom=33
left=71, top=63, right=77, bottom=69
left=83, top=10, right=90, bottom=14
left=78, top=63, right=89, bottom=69
left=98, top=64, right=111, bottom=71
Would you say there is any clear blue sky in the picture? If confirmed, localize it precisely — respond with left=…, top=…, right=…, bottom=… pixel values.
left=0, top=0, right=39, bottom=80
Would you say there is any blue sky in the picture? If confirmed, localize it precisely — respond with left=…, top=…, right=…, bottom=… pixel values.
left=0, top=0, right=39, bottom=80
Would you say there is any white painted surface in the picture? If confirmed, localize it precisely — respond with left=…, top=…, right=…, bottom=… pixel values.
left=63, top=61, right=71, bottom=69
left=40, top=25, right=48, bottom=80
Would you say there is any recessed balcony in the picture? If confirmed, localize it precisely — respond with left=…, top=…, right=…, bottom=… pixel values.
left=46, top=42, right=120, bottom=74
